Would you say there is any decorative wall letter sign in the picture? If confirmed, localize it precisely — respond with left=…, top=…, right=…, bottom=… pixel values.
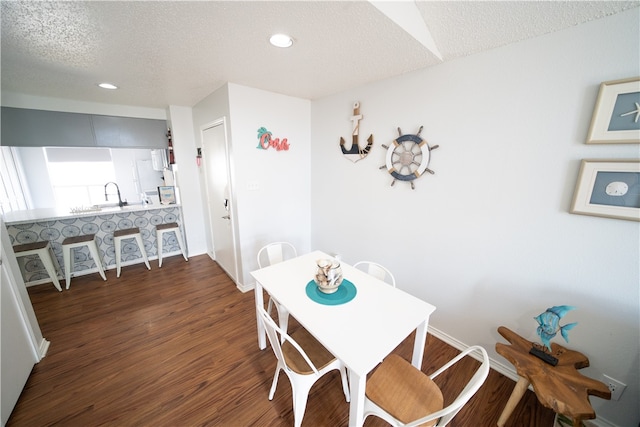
left=340, top=101, right=373, bottom=162
left=257, top=127, right=290, bottom=151
left=379, top=126, right=439, bottom=189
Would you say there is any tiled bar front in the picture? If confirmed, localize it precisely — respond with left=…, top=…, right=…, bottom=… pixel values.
left=5, top=206, right=185, bottom=284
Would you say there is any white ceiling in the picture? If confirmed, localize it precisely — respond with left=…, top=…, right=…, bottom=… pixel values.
left=2, top=1, right=638, bottom=109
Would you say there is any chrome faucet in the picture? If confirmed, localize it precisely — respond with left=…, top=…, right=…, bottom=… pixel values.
left=104, top=182, right=127, bottom=207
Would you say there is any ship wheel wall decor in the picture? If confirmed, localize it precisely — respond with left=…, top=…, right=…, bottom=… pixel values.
left=340, top=101, right=374, bottom=162
left=379, top=126, right=439, bottom=189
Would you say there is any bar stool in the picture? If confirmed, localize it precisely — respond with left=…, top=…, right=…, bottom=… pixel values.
left=113, top=227, right=151, bottom=278
left=155, top=222, right=188, bottom=267
left=13, top=241, right=62, bottom=292
left=62, top=234, right=107, bottom=289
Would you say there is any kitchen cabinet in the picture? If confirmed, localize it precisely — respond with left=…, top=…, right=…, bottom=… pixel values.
left=92, top=115, right=167, bottom=148
left=1, top=107, right=167, bottom=149
left=1, top=107, right=95, bottom=147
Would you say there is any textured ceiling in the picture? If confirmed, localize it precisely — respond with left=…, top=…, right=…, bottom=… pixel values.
left=2, top=1, right=639, bottom=109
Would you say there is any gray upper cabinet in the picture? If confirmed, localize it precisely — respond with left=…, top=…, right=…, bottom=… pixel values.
left=92, top=115, right=167, bottom=148
left=2, top=107, right=95, bottom=147
left=1, top=107, right=168, bottom=149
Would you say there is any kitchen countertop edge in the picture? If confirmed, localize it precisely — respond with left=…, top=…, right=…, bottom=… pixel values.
left=3, top=204, right=182, bottom=225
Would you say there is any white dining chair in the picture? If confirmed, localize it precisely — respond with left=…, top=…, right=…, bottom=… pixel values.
left=257, top=242, right=297, bottom=334
left=258, top=306, right=350, bottom=427
left=363, top=346, right=490, bottom=426
left=353, top=260, right=396, bottom=287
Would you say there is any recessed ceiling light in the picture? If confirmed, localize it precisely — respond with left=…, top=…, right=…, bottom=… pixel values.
left=98, top=83, right=118, bottom=90
left=269, top=33, right=293, bottom=48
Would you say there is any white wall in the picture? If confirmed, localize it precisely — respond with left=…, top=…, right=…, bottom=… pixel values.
left=1, top=218, right=47, bottom=424
left=166, top=105, right=208, bottom=257
left=191, top=84, right=231, bottom=259
left=12, top=147, right=54, bottom=208
left=310, top=9, right=639, bottom=427
left=227, top=83, right=311, bottom=285
left=192, top=83, right=312, bottom=287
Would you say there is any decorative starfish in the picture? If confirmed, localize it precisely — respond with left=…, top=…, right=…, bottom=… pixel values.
left=620, top=102, right=640, bottom=122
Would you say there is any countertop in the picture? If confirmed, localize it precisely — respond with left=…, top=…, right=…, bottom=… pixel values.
left=3, top=203, right=181, bottom=225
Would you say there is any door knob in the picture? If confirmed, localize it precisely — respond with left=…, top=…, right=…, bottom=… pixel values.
left=222, top=215, right=230, bottom=220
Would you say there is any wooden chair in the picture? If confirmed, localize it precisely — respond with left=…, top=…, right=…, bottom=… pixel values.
left=257, top=306, right=350, bottom=427
left=256, top=242, right=297, bottom=333
left=363, top=346, right=490, bottom=426
left=353, top=260, right=396, bottom=287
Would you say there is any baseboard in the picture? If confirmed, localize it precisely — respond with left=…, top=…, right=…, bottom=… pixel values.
left=427, top=326, right=519, bottom=382
left=25, top=278, right=58, bottom=288
left=37, top=338, right=50, bottom=361
left=236, top=282, right=253, bottom=293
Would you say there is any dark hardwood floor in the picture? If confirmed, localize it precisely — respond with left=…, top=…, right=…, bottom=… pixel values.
left=9, top=254, right=554, bottom=426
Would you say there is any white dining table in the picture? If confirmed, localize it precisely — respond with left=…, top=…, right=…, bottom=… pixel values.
left=251, top=250, right=436, bottom=427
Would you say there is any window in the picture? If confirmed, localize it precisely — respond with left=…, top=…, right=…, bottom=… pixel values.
left=45, top=147, right=116, bottom=208
left=0, top=147, right=28, bottom=213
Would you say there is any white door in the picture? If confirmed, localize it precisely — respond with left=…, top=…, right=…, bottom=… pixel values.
left=1, top=219, right=40, bottom=424
left=201, top=121, right=238, bottom=282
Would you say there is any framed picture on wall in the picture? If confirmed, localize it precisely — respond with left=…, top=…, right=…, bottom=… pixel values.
left=570, top=159, right=640, bottom=221
left=586, top=77, right=640, bottom=144
left=158, top=186, right=176, bottom=204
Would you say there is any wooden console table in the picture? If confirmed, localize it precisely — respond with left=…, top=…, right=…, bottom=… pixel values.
left=495, top=326, right=610, bottom=427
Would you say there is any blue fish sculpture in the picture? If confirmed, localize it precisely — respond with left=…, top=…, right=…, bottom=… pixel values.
left=534, top=305, right=578, bottom=352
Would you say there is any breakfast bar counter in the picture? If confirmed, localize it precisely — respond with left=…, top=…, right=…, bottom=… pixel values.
left=4, top=204, right=186, bottom=285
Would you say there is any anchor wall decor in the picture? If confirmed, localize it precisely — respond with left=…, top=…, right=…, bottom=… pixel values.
left=340, top=101, right=373, bottom=162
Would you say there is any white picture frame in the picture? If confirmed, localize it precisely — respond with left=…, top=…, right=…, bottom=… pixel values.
left=158, top=186, right=176, bottom=205
left=586, top=77, right=640, bottom=144
left=570, top=159, right=640, bottom=222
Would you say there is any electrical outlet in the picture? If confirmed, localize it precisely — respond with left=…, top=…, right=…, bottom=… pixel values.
left=602, top=374, right=626, bottom=401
